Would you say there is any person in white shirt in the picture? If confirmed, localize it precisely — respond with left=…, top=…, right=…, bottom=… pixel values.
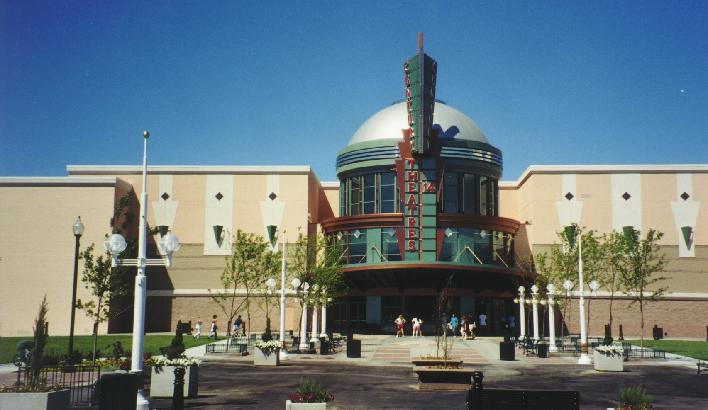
left=412, top=317, right=423, bottom=337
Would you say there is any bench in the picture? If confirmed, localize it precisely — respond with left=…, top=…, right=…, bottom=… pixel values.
left=698, top=361, right=708, bottom=374
left=466, top=371, right=580, bottom=410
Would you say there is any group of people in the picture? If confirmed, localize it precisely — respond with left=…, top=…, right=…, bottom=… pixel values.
left=192, top=314, right=244, bottom=340
left=394, top=312, right=490, bottom=339
left=394, top=314, right=424, bottom=337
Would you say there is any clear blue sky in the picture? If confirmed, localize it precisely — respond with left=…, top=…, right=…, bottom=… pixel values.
left=1, top=1, right=706, bottom=182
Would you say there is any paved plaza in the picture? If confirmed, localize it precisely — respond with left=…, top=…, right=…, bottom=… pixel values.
left=148, top=335, right=706, bottom=409
left=1, top=335, right=706, bottom=409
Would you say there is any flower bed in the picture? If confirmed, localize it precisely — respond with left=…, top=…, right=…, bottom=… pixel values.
left=150, top=357, right=201, bottom=398
left=254, top=341, right=281, bottom=366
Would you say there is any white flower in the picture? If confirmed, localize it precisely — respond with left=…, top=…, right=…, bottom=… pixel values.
left=153, top=357, right=201, bottom=367
left=255, top=340, right=282, bottom=351
left=595, top=344, right=624, bottom=357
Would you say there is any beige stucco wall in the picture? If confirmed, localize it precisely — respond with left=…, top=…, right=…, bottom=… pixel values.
left=0, top=180, right=118, bottom=336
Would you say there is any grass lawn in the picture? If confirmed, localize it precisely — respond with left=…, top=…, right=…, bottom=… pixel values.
left=0, top=334, right=217, bottom=364
left=628, top=339, right=708, bottom=360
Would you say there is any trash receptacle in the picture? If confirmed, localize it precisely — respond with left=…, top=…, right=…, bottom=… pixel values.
left=537, top=342, right=549, bottom=358
left=97, top=372, right=139, bottom=410
left=499, top=341, right=515, bottom=361
left=652, top=325, right=663, bottom=340
left=347, top=339, right=361, bottom=358
left=319, top=337, right=330, bottom=355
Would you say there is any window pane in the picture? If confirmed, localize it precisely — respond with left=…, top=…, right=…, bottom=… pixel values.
left=380, top=172, right=395, bottom=186
left=348, top=230, right=367, bottom=264
left=381, top=200, right=394, bottom=213
left=463, top=174, right=476, bottom=214
left=479, top=176, right=488, bottom=216
left=443, top=172, right=459, bottom=213
left=382, top=229, right=401, bottom=262
left=350, top=176, right=361, bottom=216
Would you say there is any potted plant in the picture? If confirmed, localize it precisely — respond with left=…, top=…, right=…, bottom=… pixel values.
left=616, top=385, right=653, bottom=409
left=150, top=331, right=200, bottom=398
left=286, top=380, right=333, bottom=409
left=254, top=340, right=281, bottom=366
left=593, top=344, right=624, bottom=372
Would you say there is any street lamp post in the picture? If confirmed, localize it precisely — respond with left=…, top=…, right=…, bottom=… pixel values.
left=565, top=225, right=591, bottom=365
left=530, top=284, right=540, bottom=341
left=68, top=216, right=85, bottom=357
left=320, top=287, right=328, bottom=338
left=104, top=131, right=182, bottom=409
left=278, top=232, right=288, bottom=358
left=547, top=284, right=557, bottom=352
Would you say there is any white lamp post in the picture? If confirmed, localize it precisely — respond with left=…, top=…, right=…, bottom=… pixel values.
left=310, top=284, right=320, bottom=342
left=299, top=282, right=310, bottom=350
left=547, top=283, right=557, bottom=352
left=278, top=232, right=287, bottom=356
left=565, top=225, right=591, bottom=365
left=104, top=131, right=182, bottom=410
left=517, top=286, right=526, bottom=339
left=530, top=284, right=540, bottom=341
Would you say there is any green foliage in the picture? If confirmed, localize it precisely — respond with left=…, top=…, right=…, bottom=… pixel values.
left=288, top=379, right=334, bottom=403
left=290, top=231, right=345, bottom=306
left=209, top=229, right=281, bottom=335
left=617, top=385, right=653, bottom=409
left=616, top=228, right=668, bottom=346
left=29, top=295, right=49, bottom=389
left=164, top=331, right=186, bottom=360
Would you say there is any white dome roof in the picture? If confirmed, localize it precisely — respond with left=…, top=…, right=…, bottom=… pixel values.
left=348, top=101, right=489, bottom=145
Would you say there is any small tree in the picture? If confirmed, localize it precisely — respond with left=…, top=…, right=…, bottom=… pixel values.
left=603, top=231, right=627, bottom=333
left=209, top=230, right=274, bottom=336
left=618, top=228, right=668, bottom=348
left=28, top=295, right=49, bottom=389
left=77, top=244, right=131, bottom=361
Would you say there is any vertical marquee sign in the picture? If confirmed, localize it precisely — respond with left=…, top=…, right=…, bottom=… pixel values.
left=401, top=33, right=438, bottom=262
left=404, top=33, right=437, bottom=156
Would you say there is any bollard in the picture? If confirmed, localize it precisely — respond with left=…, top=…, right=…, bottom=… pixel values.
left=172, top=366, right=185, bottom=410
left=618, top=324, right=624, bottom=341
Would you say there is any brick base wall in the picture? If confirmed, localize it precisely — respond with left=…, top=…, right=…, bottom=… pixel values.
left=550, top=298, right=708, bottom=339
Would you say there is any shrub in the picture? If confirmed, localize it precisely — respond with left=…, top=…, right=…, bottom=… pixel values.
left=288, top=379, right=333, bottom=403
left=617, top=385, right=653, bottom=410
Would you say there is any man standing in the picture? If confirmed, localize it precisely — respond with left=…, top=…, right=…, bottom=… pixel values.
left=450, top=313, right=459, bottom=336
left=479, top=313, right=487, bottom=335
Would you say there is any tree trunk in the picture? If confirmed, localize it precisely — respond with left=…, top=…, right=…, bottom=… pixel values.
left=639, top=298, right=644, bottom=349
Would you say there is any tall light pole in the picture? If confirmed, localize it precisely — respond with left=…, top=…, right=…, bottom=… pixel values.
left=565, top=225, right=591, bottom=365
left=104, top=131, right=182, bottom=409
left=68, top=216, right=85, bottom=357
left=310, top=284, right=320, bottom=342
left=278, top=232, right=288, bottom=358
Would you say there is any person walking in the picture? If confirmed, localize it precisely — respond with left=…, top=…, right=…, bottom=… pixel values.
left=193, top=317, right=202, bottom=339
left=450, top=313, right=459, bottom=337
left=395, top=314, right=406, bottom=338
left=478, top=313, right=487, bottom=336
left=460, top=316, right=469, bottom=339
left=209, top=315, right=218, bottom=339
left=233, top=315, right=243, bottom=336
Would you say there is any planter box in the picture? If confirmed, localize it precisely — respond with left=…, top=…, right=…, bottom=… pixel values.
left=285, top=400, right=327, bottom=409
left=150, top=365, right=199, bottom=398
left=254, top=347, right=280, bottom=366
left=413, top=366, right=475, bottom=390
left=0, top=389, right=70, bottom=410
left=411, top=358, right=463, bottom=367
left=593, top=351, right=624, bottom=372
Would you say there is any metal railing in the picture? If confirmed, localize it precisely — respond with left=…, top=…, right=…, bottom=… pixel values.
left=16, top=364, right=101, bottom=407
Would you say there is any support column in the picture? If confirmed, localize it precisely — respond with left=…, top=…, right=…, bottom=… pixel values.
left=320, top=304, right=327, bottom=338
left=311, top=303, right=319, bottom=342
left=531, top=285, right=540, bottom=341
left=547, top=284, right=557, bottom=352
left=299, top=302, right=309, bottom=351
left=518, top=286, right=526, bottom=339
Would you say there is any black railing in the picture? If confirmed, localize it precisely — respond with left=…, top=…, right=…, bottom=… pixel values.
left=16, top=364, right=101, bottom=407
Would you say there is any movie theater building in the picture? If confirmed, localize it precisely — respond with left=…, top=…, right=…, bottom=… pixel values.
left=1, top=46, right=706, bottom=338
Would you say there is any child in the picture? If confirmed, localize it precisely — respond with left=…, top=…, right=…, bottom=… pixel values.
left=209, top=315, right=218, bottom=339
